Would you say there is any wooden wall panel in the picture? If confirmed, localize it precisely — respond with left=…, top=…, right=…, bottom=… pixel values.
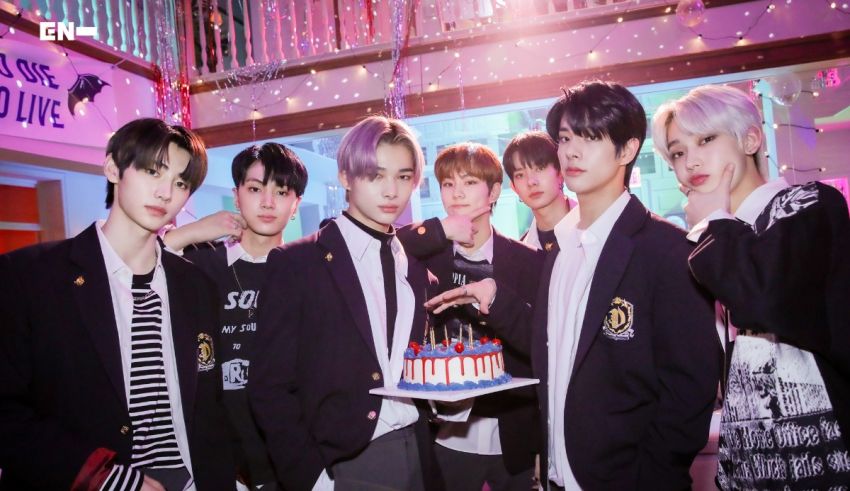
left=0, top=185, right=39, bottom=223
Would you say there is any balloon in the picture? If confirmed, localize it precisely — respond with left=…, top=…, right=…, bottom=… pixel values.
left=767, top=73, right=802, bottom=107
left=676, top=0, right=706, bottom=28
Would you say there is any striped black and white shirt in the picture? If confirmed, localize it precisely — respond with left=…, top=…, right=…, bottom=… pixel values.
left=95, top=220, right=194, bottom=490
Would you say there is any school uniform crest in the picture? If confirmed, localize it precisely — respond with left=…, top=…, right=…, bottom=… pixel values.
left=602, top=297, right=634, bottom=341
left=197, top=332, right=215, bottom=371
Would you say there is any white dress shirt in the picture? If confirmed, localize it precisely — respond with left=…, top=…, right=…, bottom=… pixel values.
left=95, top=220, right=196, bottom=490
left=312, top=215, right=420, bottom=490
left=167, top=235, right=278, bottom=265
left=225, top=239, right=273, bottom=266
left=436, top=231, right=503, bottom=455
left=522, top=209, right=578, bottom=250
left=547, top=192, right=631, bottom=488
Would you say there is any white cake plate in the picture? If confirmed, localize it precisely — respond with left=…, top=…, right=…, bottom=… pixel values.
left=369, top=377, right=539, bottom=402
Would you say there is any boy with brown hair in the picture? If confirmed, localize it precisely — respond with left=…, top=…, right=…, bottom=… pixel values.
left=399, top=142, right=542, bottom=491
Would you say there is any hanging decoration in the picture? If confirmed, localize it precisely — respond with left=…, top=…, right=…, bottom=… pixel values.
left=385, top=0, right=417, bottom=119
left=151, top=0, right=191, bottom=126
left=68, top=74, right=111, bottom=117
left=365, top=0, right=376, bottom=41
left=212, top=60, right=288, bottom=141
left=767, top=73, right=803, bottom=107
left=675, top=0, right=706, bottom=28
left=456, top=60, right=465, bottom=115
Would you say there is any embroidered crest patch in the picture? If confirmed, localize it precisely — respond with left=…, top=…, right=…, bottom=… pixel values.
left=197, top=333, right=215, bottom=372
left=602, top=297, right=635, bottom=341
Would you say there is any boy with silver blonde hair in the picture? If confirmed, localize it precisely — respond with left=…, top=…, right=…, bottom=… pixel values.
left=654, top=84, right=850, bottom=489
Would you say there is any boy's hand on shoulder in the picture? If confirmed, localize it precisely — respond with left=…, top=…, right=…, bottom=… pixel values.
left=682, top=163, right=733, bottom=227
left=194, top=210, right=247, bottom=242
left=163, top=211, right=246, bottom=250
left=440, top=205, right=490, bottom=247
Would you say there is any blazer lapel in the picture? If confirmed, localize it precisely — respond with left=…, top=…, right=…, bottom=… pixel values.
left=317, top=223, right=379, bottom=363
left=162, top=252, right=198, bottom=431
left=533, top=243, right=559, bottom=385
left=69, top=224, right=126, bottom=408
left=491, top=232, right=512, bottom=285
left=570, top=196, right=647, bottom=379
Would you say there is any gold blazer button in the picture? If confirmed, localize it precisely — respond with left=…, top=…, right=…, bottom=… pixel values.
left=371, top=372, right=381, bottom=381
left=367, top=410, right=377, bottom=420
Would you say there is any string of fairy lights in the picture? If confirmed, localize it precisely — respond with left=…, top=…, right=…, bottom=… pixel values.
left=749, top=79, right=836, bottom=174
left=195, top=0, right=850, bottom=144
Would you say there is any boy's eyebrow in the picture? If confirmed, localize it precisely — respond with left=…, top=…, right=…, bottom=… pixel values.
left=376, top=165, right=415, bottom=173
left=666, top=139, right=679, bottom=150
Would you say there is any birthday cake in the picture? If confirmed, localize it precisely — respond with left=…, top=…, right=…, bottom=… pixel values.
left=400, top=336, right=512, bottom=391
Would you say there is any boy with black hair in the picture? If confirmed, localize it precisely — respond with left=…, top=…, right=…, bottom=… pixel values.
left=0, top=118, right=234, bottom=490
left=502, top=131, right=574, bottom=252
left=654, top=84, right=850, bottom=488
left=398, top=143, right=542, bottom=491
left=162, top=142, right=308, bottom=491
left=427, top=81, right=721, bottom=490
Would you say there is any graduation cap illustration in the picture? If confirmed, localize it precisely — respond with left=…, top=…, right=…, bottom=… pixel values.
left=68, top=74, right=110, bottom=116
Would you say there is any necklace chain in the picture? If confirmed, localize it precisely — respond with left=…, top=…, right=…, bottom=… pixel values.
left=231, top=263, right=257, bottom=319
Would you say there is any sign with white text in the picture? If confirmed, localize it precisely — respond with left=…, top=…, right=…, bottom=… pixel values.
left=0, top=39, right=116, bottom=147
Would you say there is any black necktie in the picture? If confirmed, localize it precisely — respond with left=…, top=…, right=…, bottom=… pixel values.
left=342, top=212, right=397, bottom=356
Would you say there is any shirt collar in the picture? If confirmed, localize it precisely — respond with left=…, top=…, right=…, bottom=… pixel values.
left=95, top=219, right=163, bottom=277
left=336, top=214, right=402, bottom=262
left=553, top=205, right=581, bottom=252
left=734, top=177, right=790, bottom=226
left=453, top=226, right=495, bottom=263
left=225, top=240, right=275, bottom=266
left=581, top=191, right=631, bottom=249
left=523, top=217, right=540, bottom=248
left=524, top=196, right=579, bottom=249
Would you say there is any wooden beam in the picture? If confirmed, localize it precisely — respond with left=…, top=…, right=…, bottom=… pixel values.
left=36, top=180, right=66, bottom=242
left=194, top=29, right=850, bottom=148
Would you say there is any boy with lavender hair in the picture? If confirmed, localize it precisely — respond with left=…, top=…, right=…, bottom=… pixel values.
left=249, top=116, right=444, bottom=491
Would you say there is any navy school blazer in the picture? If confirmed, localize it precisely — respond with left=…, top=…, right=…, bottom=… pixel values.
left=0, top=223, right=235, bottom=490
left=486, top=195, right=722, bottom=490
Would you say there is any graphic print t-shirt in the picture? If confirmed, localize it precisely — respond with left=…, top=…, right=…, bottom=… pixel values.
left=183, top=243, right=275, bottom=486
